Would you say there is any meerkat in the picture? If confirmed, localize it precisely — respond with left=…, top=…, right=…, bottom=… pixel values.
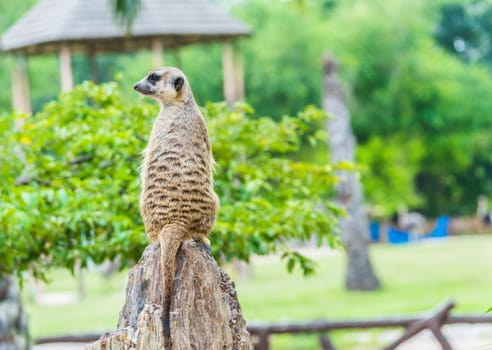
left=134, top=67, right=219, bottom=340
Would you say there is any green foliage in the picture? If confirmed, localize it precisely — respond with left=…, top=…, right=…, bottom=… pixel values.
left=435, top=0, right=492, bottom=65
left=357, top=135, right=424, bottom=217
left=4, top=0, right=492, bottom=217
left=170, top=44, right=224, bottom=106
left=0, top=82, right=341, bottom=278
left=324, top=0, right=430, bottom=140
left=111, top=0, right=141, bottom=33
left=204, top=102, right=342, bottom=275
left=324, top=0, right=492, bottom=215
left=376, top=40, right=492, bottom=214
left=233, top=1, right=328, bottom=118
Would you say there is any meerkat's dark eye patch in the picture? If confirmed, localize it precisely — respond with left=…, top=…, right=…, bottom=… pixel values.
left=148, top=73, right=160, bottom=84
left=174, top=77, right=184, bottom=92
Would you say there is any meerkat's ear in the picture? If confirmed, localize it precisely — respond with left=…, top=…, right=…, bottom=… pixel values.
left=174, top=77, right=184, bottom=92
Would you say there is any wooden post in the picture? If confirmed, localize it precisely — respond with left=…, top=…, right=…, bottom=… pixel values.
left=59, top=44, right=73, bottom=92
left=234, top=44, right=245, bottom=102
left=222, top=41, right=236, bottom=108
left=11, top=54, right=32, bottom=116
left=88, top=47, right=99, bottom=84
left=152, top=38, right=164, bottom=68
left=256, top=331, right=270, bottom=350
left=319, top=335, right=337, bottom=350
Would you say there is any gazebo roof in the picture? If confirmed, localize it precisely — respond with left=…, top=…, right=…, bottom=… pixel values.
left=1, top=0, right=251, bottom=55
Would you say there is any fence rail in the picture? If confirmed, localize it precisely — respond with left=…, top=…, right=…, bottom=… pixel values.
left=35, top=301, right=492, bottom=350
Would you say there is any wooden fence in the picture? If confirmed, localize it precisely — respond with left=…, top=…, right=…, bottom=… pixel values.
left=35, top=301, right=492, bottom=349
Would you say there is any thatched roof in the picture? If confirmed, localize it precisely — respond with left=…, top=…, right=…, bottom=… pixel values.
left=1, top=0, right=251, bottom=55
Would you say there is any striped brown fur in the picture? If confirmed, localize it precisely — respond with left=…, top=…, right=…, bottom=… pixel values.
left=134, top=67, right=218, bottom=342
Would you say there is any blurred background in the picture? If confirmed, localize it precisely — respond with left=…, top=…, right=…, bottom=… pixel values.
left=1, top=0, right=492, bottom=349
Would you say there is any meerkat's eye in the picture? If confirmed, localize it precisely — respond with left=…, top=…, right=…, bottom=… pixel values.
left=174, top=77, right=184, bottom=92
left=148, top=73, right=160, bottom=83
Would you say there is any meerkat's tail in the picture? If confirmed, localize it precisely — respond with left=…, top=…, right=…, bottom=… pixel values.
left=158, top=223, right=186, bottom=340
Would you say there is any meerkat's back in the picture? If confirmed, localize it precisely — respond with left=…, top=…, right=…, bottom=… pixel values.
left=134, top=67, right=218, bottom=340
left=135, top=67, right=218, bottom=242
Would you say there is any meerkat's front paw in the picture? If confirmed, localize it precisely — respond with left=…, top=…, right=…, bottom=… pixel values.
left=193, top=236, right=211, bottom=246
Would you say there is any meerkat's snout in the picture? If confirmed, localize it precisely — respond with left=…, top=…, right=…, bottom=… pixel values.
left=134, top=81, right=154, bottom=95
left=134, top=71, right=161, bottom=95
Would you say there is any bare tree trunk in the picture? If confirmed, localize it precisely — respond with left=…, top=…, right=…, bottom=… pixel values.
left=0, top=276, right=30, bottom=350
left=322, top=54, right=381, bottom=291
left=86, top=241, right=252, bottom=350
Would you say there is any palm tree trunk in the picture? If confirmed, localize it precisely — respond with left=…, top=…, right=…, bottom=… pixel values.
left=322, top=54, right=381, bottom=291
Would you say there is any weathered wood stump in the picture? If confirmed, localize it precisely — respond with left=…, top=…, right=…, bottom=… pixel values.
left=85, top=241, right=252, bottom=350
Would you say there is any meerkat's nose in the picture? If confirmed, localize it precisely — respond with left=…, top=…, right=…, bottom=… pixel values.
left=134, top=83, right=139, bottom=90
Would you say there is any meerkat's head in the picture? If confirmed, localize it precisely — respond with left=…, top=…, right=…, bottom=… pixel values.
left=134, top=67, right=190, bottom=104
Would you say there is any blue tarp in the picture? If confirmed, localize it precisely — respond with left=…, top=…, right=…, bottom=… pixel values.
left=426, top=216, right=449, bottom=239
left=371, top=215, right=449, bottom=244
left=387, top=227, right=412, bottom=244
left=369, top=221, right=380, bottom=241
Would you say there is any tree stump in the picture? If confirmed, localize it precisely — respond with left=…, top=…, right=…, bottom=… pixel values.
left=85, top=241, right=252, bottom=350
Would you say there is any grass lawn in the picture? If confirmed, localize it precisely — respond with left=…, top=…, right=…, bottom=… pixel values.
left=24, top=235, right=492, bottom=349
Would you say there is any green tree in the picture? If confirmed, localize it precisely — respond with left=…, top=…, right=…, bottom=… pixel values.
left=435, top=0, right=492, bottom=66
left=325, top=0, right=492, bottom=215
left=0, top=81, right=341, bottom=279
left=4, top=0, right=492, bottom=217
left=112, top=0, right=142, bottom=31
left=233, top=0, right=328, bottom=118
left=358, top=136, right=425, bottom=217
